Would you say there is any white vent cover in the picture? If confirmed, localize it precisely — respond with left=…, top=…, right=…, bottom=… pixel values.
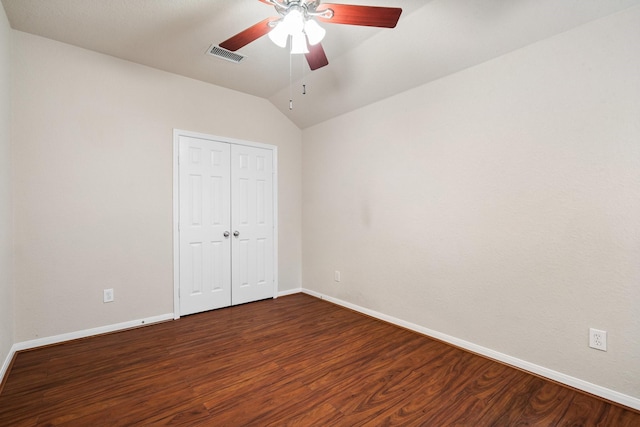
left=207, top=45, right=245, bottom=63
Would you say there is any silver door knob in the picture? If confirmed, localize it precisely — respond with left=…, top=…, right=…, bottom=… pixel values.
left=233, top=231, right=240, bottom=237
left=223, top=231, right=230, bottom=238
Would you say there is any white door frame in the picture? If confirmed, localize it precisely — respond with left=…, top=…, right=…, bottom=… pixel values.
left=173, top=129, right=278, bottom=319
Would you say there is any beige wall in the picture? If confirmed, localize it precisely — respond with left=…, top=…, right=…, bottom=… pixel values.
left=0, top=5, right=13, bottom=369
left=11, top=31, right=302, bottom=341
left=302, top=7, right=640, bottom=399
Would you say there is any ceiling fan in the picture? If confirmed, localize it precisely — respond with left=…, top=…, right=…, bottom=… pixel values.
left=219, top=0, right=402, bottom=71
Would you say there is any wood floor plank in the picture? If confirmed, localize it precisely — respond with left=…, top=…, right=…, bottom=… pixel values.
left=335, top=349, right=490, bottom=425
left=265, top=402, right=344, bottom=427
left=0, top=293, right=638, bottom=426
left=512, top=379, right=575, bottom=425
left=365, top=352, right=501, bottom=425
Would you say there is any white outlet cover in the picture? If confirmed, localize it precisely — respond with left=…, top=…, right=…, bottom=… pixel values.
left=103, top=288, right=114, bottom=303
left=589, top=328, right=607, bottom=351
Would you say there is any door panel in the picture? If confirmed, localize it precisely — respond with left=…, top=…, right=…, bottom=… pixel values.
left=231, top=144, right=274, bottom=305
left=179, top=136, right=231, bottom=315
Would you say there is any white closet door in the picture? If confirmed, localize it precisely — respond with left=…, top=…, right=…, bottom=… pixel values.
left=230, top=144, right=274, bottom=305
left=179, top=136, right=231, bottom=315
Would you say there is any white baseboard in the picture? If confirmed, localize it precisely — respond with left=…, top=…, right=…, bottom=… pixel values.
left=0, top=345, right=16, bottom=389
left=1, top=313, right=174, bottom=389
left=11, top=313, right=174, bottom=354
left=301, top=288, right=640, bottom=412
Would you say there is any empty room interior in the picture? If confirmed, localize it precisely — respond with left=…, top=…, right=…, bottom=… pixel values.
left=0, top=0, right=639, bottom=425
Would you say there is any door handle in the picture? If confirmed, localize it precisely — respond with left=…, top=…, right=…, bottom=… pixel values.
left=233, top=231, right=240, bottom=237
left=223, top=231, right=230, bottom=238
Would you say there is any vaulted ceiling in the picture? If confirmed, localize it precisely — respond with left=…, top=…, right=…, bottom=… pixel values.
left=3, top=0, right=639, bottom=128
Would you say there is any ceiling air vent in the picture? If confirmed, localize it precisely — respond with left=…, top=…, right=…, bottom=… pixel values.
left=207, top=45, right=245, bottom=64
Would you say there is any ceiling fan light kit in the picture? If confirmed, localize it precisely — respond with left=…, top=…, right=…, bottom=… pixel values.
left=266, top=3, right=329, bottom=54
left=304, top=19, right=326, bottom=45
left=267, top=21, right=290, bottom=48
left=219, top=0, right=402, bottom=71
left=290, top=32, right=310, bottom=54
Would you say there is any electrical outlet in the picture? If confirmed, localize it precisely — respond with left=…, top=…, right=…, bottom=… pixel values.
left=103, top=288, right=114, bottom=303
left=589, top=328, right=607, bottom=351
left=334, top=271, right=341, bottom=282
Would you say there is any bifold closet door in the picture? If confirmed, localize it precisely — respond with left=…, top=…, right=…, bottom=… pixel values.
left=179, top=137, right=232, bottom=315
left=178, top=136, right=275, bottom=316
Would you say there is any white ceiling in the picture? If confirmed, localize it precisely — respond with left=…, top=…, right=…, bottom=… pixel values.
left=2, top=0, right=639, bottom=129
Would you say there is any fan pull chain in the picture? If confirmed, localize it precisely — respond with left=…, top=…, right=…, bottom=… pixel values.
left=289, top=50, right=293, bottom=110
left=301, top=53, right=306, bottom=95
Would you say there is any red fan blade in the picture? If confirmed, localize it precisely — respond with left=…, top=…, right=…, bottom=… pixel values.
left=317, top=4, right=402, bottom=28
left=219, top=17, right=278, bottom=51
left=305, top=42, right=329, bottom=70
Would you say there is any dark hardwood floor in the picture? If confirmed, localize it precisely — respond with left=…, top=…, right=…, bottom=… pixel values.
left=1, top=293, right=638, bottom=426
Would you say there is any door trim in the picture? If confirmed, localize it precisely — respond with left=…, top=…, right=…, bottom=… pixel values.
left=172, top=129, right=279, bottom=319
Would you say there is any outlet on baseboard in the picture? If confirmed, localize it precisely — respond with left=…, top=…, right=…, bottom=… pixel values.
left=589, top=328, right=607, bottom=351
left=103, top=288, right=114, bottom=303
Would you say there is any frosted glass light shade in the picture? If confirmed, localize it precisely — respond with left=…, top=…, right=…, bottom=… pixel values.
left=290, top=32, right=309, bottom=54
left=304, top=19, right=326, bottom=46
left=268, top=22, right=289, bottom=48
left=281, top=7, right=305, bottom=34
